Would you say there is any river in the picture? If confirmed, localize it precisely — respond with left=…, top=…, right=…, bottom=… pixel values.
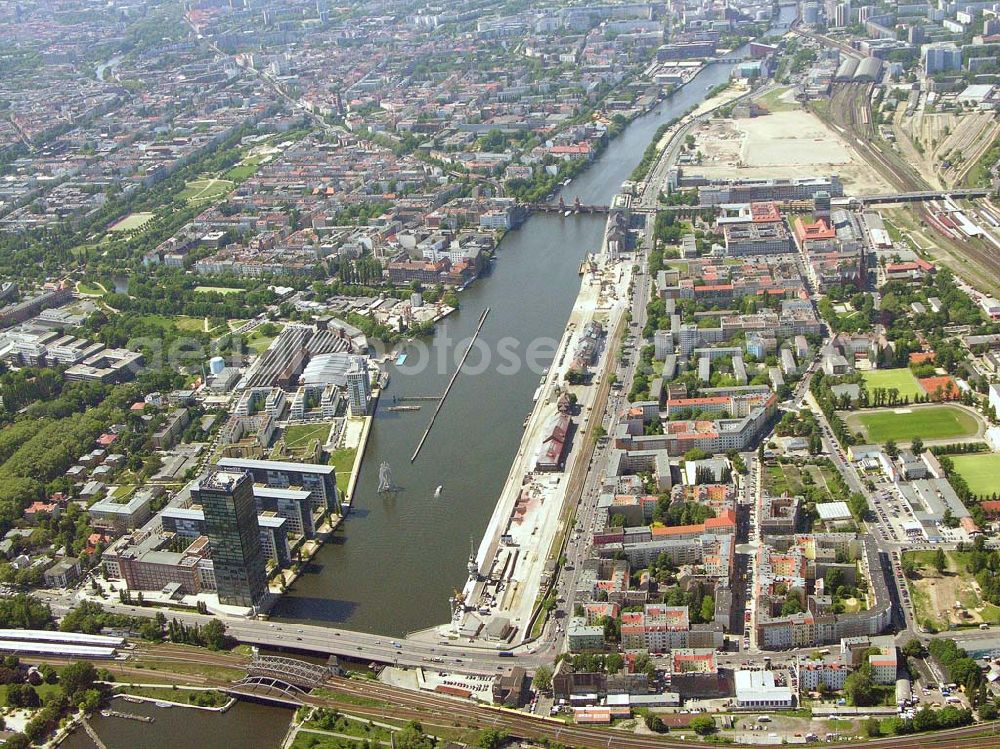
left=269, top=51, right=778, bottom=637
left=60, top=699, right=292, bottom=749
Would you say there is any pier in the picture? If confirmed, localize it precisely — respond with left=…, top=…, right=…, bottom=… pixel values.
left=103, top=710, right=155, bottom=723
left=81, top=717, right=109, bottom=749
left=410, top=307, right=490, bottom=463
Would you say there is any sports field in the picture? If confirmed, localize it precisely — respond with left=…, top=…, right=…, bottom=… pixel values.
left=860, top=368, right=923, bottom=399
left=845, top=405, right=980, bottom=443
left=109, top=212, right=155, bottom=232
left=194, top=285, right=241, bottom=295
left=179, top=177, right=233, bottom=204
left=950, top=452, right=1000, bottom=496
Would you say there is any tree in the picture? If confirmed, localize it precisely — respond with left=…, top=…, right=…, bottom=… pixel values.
left=645, top=714, right=667, bottom=732
left=884, top=439, right=899, bottom=459
left=844, top=664, right=876, bottom=706
left=901, top=639, right=925, bottom=659
left=396, top=721, right=434, bottom=749
left=690, top=715, right=716, bottom=735
left=934, top=548, right=947, bottom=574
left=782, top=596, right=804, bottom=616
left=78, top=688, right=101, bottom=713
left=3, top=734, right=29, bottom=749
left=699, top=595, right=716, bottom=623
left=532, top=665, right=552, bottom=693
left=59, top=661, right=97, bottom=698
left=980, top=701, right=999, bottom=720
left=912, top=706, right=938, bottom=732
left=865, top=717, right=882, bottom=737
left=605, top=652, right=624, bottom=673
left=477, top=728, right=510, bottom=749
left=6, top=684, right=39, bottom=709
left=901, top=556, right=919, bottom=577
left=202, top=619, right=226, bottom=651
left=911, top=436, right=924, bottom=455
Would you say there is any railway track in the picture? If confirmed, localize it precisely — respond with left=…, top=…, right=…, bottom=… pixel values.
left=309, top=676, right=1000, bottom=749
left=813, top=67, right=1000, bottom=288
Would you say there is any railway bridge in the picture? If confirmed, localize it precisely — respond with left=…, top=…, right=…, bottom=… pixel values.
left=229, top=654, right=337, bottom=704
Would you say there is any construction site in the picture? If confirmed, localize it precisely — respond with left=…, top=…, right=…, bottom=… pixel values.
left=683, top=105, right=893, bottom=195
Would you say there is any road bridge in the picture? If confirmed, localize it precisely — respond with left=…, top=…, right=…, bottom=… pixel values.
left=525, top=201, right=609, bottom=214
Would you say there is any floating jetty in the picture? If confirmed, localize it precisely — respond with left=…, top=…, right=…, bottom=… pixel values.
left=410, top=307, right=490, bottom=463
left=105, top=710, right=154, bottom=723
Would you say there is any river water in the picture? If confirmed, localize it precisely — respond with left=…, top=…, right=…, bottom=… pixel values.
left=270, top=56, right=768, bottom=637
left=60, top=699, right=292, bottom=749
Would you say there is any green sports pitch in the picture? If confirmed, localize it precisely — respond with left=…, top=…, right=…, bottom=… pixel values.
left=845, top=405, right=980, bottom=443
left=950, top=453, right=1000, bottom=496
left=860, top=368, right=923, bottom=399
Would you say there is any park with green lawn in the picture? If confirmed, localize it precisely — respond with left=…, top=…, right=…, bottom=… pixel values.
left=843, top=404, right=982, bottom=443
left=283, top=423, right=332, bottom=451
left=949, top=452, right=1000, bottom=497
left=178, top=177, right=234, bottom=204
left=860, top=368, right=923, bottom=400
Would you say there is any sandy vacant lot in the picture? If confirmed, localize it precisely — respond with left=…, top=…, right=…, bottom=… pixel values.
left=691, top=109, right=893, bottom=195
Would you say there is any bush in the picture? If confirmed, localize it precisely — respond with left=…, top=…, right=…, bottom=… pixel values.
left=690, top=715, right=716, bottom=735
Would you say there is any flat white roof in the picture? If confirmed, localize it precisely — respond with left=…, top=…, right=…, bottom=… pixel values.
left=0, top=641, right=117, bottom=658
left=218, top=457, right=334, bottom=475
left=735, top=670, right=794, bottom=702
left=817, top=501, right=852, bottom=520
left=0, top=629, right=124, bottom=647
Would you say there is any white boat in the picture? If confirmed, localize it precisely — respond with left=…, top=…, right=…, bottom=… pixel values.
left=154, top=702, right=173, bottom=708
left=434, top=485, right=443, bottom=498
left=563, top=210, right=572, bottom=217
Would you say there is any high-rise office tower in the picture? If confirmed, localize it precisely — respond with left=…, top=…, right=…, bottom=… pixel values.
left=199, top=467, right=267, bottom=608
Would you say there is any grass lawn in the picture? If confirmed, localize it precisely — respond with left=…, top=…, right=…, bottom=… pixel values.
left=291, top=734, right=370, bottom=749
left=755, top=85, right=798, bottom=112
left=765, top=463, right=802, bottom=496
left=114, top=685, right=229, bottom=707
left=109, top=212, right=155, bottom=232
left=76, top=280, right=106, bottom=296
left=328, top=447, right=358, bottom=494
left=224, top=154, right=268, bottom=182
left=765, top=462, right=843, bottom=503
left=847, top=405, right=979, bottom=443
left=0, top=682, right=63, bottom=705
left=179, top=177, right=233, bottom=204
left=112, top=484, right=136, bottom=500
left=128, top=658, right=246, bottom=682
left=247, top=328, right=279, bottom=353
left=284, top=423, right=332, bottom=449
left=950, top=453, right=1000, bottom=496
left=137, top=314, right=206, bottom=334
left=304, top=711, right=393, bottom=742
left=194, top=285, right=242, bottom=295
left=861, top=368, right=924, bottom=399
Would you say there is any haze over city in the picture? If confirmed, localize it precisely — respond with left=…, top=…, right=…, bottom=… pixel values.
left=2, top=0, right=1000, bottom=747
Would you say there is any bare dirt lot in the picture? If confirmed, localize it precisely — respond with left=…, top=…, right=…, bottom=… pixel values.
left=689, top=108, right=893, bottom=194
